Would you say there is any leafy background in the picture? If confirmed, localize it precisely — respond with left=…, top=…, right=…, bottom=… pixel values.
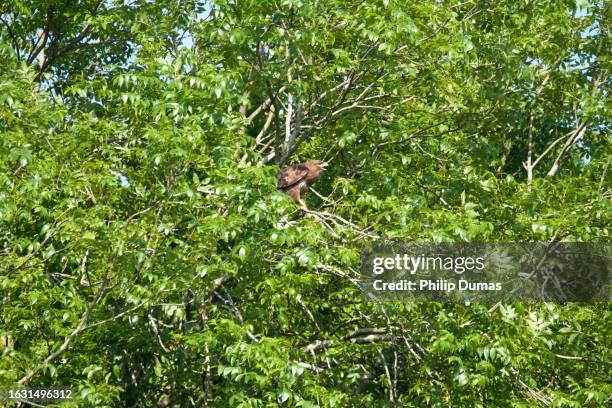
left=0, top=0, right=609, bottom=406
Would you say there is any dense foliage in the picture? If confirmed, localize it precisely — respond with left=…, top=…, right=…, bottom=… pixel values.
left=0, top=0, right=610, bottom=406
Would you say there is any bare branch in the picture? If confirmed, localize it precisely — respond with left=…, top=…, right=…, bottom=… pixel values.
left=148, top=314, right=171, bottom=353
left=302, top=327, right=392, bottom=354
left=296, top=297, right=321, bottom=334
left=545, top=65, right=607, bottom=178
left=546, top=122, right=587, bottom=177
left=247, top=85, right=288, bottom=121
left=378, top=348, right=395, bottom=403
left=281, top=101, right=303, bottom=163
left=523, top=55, right=564, bottom=186
left=530, top=132, right=572, bottom=169
left=0, top=15, right=22, bottom=61
left=255, top=107, right=275, bottom=145
left=293, top=361, right=325, bottom=374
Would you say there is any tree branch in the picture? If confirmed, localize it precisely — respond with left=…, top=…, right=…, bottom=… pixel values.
left=18, top=250, right=117, bottom=385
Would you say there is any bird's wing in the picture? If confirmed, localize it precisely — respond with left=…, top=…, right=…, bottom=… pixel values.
left=277, top=164, right=309, bottom=190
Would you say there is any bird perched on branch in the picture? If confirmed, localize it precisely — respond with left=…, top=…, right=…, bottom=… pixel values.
left=277, top=160, right=328, bottom=210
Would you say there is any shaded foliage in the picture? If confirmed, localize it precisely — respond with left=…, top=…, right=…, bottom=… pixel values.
left=0, top=0, right=610, bottom=406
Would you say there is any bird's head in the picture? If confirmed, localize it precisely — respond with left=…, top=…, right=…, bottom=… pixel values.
left=310, top=159, right=329, bottom=171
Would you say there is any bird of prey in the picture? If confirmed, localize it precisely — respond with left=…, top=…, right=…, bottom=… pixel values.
left=277, top=160, right=328, bottom=210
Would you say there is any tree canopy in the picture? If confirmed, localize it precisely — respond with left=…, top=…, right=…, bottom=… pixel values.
left=0, top=0, right=610, bottom=406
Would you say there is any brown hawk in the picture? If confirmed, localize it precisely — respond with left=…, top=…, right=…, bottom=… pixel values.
left=277, top=160, right=328, bottom=210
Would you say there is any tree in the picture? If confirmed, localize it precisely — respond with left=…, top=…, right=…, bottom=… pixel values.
left=0, top=0, right=609, bottom=406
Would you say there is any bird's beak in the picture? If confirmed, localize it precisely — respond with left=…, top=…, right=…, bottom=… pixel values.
left=320, top=161, right=329, bottom=169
